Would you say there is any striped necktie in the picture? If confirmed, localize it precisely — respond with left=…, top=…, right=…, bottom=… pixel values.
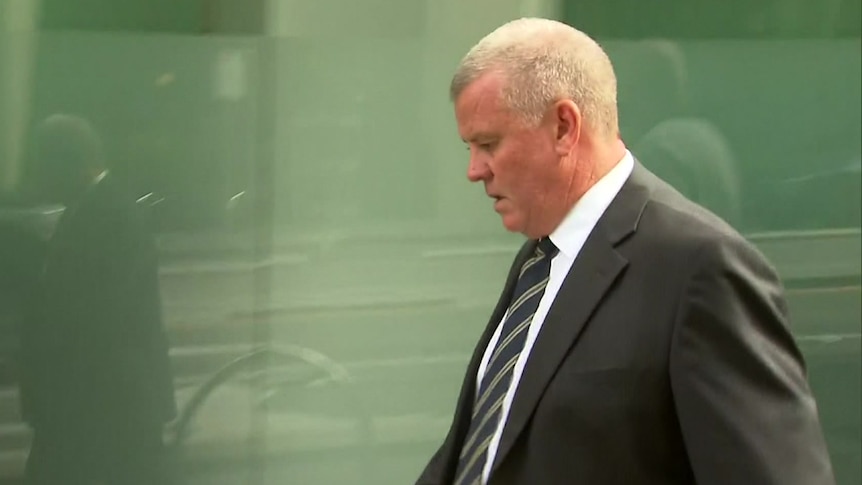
left=454, top=237, right=558, bottom=485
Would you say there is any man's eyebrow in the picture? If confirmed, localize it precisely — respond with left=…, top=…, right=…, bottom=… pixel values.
left=463, top=133, right=496, bottom=143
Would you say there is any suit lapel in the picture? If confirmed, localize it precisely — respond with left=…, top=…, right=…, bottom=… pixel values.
left=491, top=161, right=654, bottom=472
left=441, top=239, right=539, bottom=481
left=469, top=240, right=539, bottom=389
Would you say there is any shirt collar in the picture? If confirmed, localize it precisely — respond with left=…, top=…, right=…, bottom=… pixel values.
left=548, top=150, right=635, bottom=259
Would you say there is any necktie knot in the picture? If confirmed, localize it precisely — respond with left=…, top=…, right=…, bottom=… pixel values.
left=537, top=237, right=558, bottom=259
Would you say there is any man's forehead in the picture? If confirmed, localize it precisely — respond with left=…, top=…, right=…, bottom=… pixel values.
left=455, top=72, right=509, bottom=140
left=456, top=72, right=506, bottom=111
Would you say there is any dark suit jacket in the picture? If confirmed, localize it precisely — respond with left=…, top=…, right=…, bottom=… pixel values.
left=417, top=162, right=834, bottom=485
left=20, top=174, right=176, bottom=429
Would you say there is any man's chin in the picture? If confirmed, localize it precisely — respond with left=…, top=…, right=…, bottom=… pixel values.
left=499, top=214, right=524, bottom=234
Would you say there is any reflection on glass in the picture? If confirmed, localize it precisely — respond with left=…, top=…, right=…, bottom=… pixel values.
left=20, top=114, right=175, bottom=483
left=0, top=0, right=858, bottom=484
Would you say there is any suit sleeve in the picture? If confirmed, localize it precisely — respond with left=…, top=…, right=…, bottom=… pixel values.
left=669, top=234, right=835, bottom=485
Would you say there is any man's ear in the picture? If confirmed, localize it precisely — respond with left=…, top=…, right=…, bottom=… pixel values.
left=553, top=100, right=581, bottom=156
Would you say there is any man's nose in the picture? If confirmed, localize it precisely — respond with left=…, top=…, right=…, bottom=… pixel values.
left=467, top=152, right=490, bottom=183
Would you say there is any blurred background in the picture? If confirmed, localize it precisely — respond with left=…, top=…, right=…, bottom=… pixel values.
left=0, top=0, right=859, bottom=483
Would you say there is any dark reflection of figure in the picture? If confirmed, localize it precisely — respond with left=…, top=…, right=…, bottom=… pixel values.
left=20, top=114, right=176, bottom=484
left=614, top=39, right=743, bottom=227
left=0, top=194, right=50, bottom=388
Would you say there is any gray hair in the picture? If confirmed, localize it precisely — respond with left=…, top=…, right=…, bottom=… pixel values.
left=450, top=18, right=619, bottom=137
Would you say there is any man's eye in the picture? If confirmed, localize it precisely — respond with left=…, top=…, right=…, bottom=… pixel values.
left=464, top=141, right=496, bottom=152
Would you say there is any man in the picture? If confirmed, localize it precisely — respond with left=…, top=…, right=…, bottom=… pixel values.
left=20, top=114, right=176, bottom=484
left=416, top=18, right=834, bottom=485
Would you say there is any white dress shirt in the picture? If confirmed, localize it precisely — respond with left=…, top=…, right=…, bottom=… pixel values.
left=475, top=150, right=635, bottom=483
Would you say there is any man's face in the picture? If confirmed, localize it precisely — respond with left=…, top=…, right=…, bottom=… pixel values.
left=455, top=73, right=564, bottom=238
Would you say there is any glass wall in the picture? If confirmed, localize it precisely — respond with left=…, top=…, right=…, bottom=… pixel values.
left=0, top=0, right=858, bottom=483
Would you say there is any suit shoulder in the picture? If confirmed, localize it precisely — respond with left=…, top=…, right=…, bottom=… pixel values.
left=634, top=180, right=775, bottom=276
